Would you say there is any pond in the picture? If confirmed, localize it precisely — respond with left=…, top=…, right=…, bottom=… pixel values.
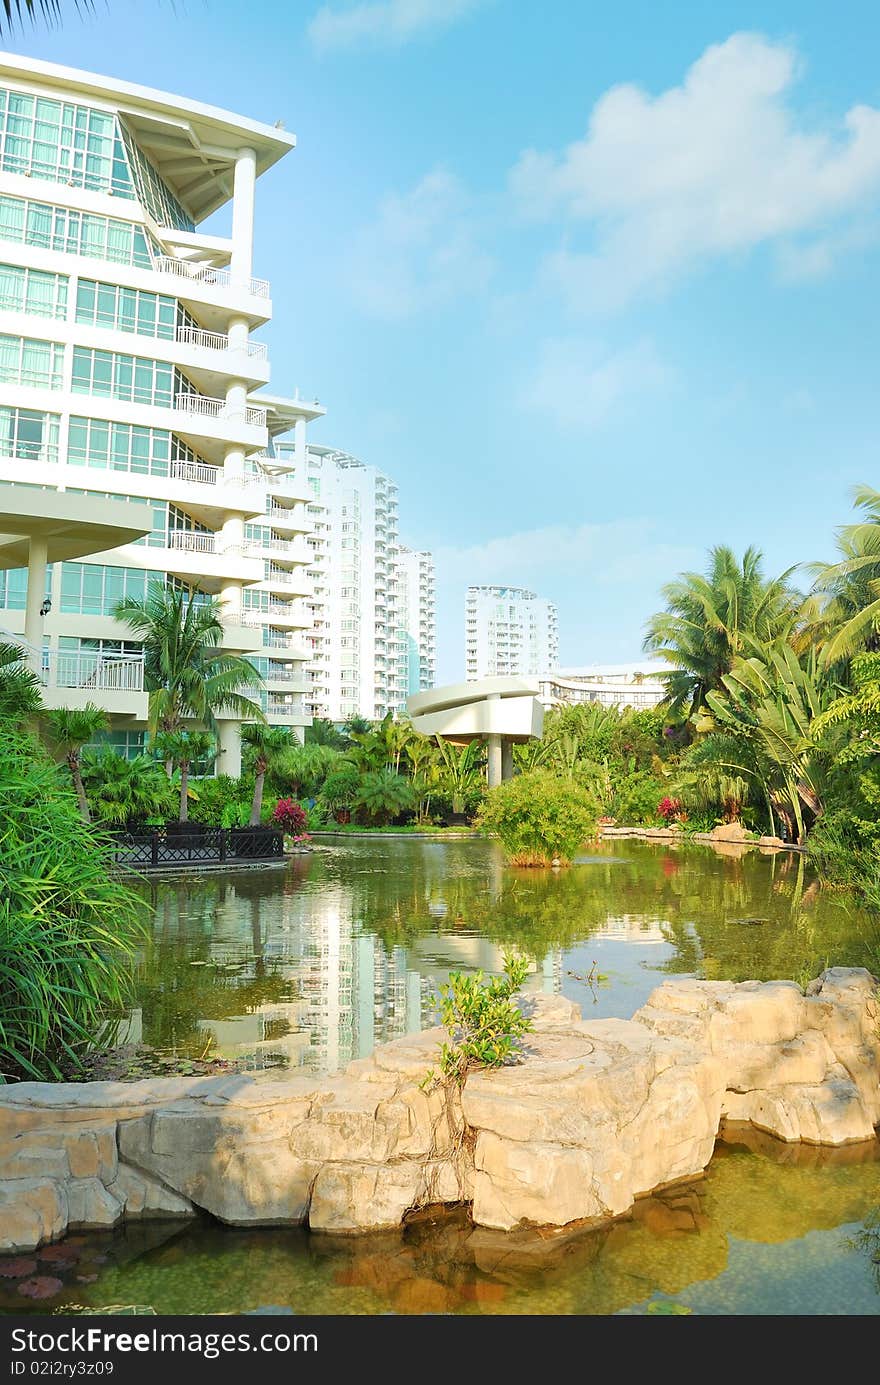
left=123, top=837, right=877, bottom=1073
left=3, top=838, right=878, bottom=1316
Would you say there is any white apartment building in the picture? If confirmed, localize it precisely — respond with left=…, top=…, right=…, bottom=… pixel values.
left=396, top=543, right=436, bottom=697
left=538, top=664, right=667, bottom=710
left=0, top=53, right=323, bottom=774
left=465, top=585, right=559, bottom=681
left=267, top=442, right=434, bottom=723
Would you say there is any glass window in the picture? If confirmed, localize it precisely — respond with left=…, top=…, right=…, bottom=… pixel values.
left=0, top=192, right=158, bottom=268
left=0, top=406, right=60, bottom=463
left=59, top=562, right=149, bottom=615
left=70, top=347, right=199, bottom=409
left=0, top=84, right=134, bottom=199
left=0, top=333, right=62, bottom=388
left=75, top=278, right=181, bottom=340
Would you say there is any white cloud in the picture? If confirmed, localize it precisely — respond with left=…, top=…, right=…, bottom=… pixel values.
left=347, top=168, right=492, bottom=318
left=509, top=32, right=880, bottom=309
left=309, top=0, right=484, bottom=51
left=526, top=336, right=670, bottom=429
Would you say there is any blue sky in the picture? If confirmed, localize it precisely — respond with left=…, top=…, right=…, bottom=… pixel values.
left=9, top=0, right=880, bottom=680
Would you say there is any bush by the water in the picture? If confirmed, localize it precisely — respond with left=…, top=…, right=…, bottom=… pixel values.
left=0, top=728, right=147, bottom=1080
left=476, top=769, right=598, bottom=865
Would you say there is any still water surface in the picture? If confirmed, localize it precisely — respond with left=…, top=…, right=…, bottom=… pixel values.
left=2, top=839, right=878, bottom=1315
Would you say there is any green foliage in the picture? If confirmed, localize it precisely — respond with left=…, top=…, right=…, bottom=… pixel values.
left=319, top=762, right=363, bottom=814
left=0, top=641, right=42, bottom=724
left=434, top=737, right=484, bottom=815
left=42, top=703, right=109, bottom=823
left=305, top=716, right=349, bottom=749
left=188, top=774, right=247, bottom=829
left=611, top=770, right=667, bottom=824
left=82, top=750, right=177, bottom=827
left=644, top=545, right=801, bottom=717
left=354, top=768, right=415, bottom=825
left=428, top=954, right=533, bottom=1086
left=114, top=583, right=263, bottom=735
left=476, top=769, right=599, bottom=865
left=0, top=726, right=147, bottom=1080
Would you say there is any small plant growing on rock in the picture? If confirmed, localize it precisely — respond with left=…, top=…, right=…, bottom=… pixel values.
left=425, top=954, right=533, bottom=1088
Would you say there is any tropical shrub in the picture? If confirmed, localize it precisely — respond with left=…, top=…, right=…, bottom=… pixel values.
left=0, top=727, right=147, bottom=1080
left=427, top=954, right=533, bottom=1086
left=319, top=762, right=362, bottom=817
left=657, top=796, right=684, bottom=822
left=82, top=750, right=176, bottom=828
left=188, top=774, right=248, bottom=828
left=476, top=769, right=598, bottom=866
left=354, top=768, right=415, bottom=825
left=611, top=771, right=667, bottom=825
left=272, top=798, right=308, bottom=837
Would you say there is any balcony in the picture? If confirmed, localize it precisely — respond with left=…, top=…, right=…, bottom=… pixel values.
left=175, top=325, right=269, bottom=361
left=175, top=394, right=268, bottom=429
left=154, top=256, right=270, bottom=300
left=40, top=652, right=147, bottom=718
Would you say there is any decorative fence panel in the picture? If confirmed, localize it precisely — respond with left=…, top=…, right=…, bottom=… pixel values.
left=111, top=826, right=283, bottom=869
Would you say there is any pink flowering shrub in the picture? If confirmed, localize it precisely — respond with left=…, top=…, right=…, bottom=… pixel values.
left=657, top=796, right=684, bottom=822
left=272, top=798, right=309, bottom=838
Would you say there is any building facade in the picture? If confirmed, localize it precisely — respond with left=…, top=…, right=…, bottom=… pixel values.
left=537, top=664, right=666, bottom=710
left=0, top=54, right=322, bottom=773
left=465, top=584, right=558, bottom=681
left=272, top=442, right=434, bottom=723
left=395, top=543, right=436, bottom=697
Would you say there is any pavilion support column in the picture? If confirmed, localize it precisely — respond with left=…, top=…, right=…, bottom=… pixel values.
left=217, top=719, right=242, bottom=778
left=501, top=740, right=514, bottom=782
left=486, top=734, right=503, bottom=789
left=23, top=534, right=48, bottom=677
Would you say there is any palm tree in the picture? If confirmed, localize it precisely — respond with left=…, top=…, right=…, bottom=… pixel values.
left=81, top=751, right=176, bottom=828
left=0, top=641, right=42, bottom=725
left=113, top=584, right=263, bottom=736
left=153, top=729, right=214, bottom=823
left=643, top=545, right=800, bottom=719
left=806, top=486, right=880, bottom=667
left=43, top=704, right=109, bottom=823
left=1, top=1, right=69, bottom=30
left=241, top=724, right=294, bottom=825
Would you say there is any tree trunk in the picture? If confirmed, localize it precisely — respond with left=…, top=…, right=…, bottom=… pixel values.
left=179, top=763, right=189, bottom=823
left=250, top=768, right=265, bottom=826
left=69, top=754, right=90, bottom=824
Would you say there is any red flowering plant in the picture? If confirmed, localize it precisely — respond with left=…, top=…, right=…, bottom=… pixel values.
left=657, top=796, right=686, bottom=823
left=271, top=798, right=310, bottom=844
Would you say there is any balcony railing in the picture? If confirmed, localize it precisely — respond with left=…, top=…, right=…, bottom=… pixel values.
left=169, top=459, right=219, bottom=486
left=174, top=394, right=268, bottom=429
left=266, top=697, right=305, bottom=718
left=167, top=530, right=217, bottom=554
left=43, top=653, right=145, bottom=694
left=153, top=255, right=270, bottom=300
left=175, top=326, right=270, bottom=361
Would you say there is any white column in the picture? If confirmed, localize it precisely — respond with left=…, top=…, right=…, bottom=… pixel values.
left=230, top=146, right=257, bottom=289
left=486, top=734, right=502, bottom=789
left=216, top=719, right=242, bottom=778
left=294, top=415, right=307, bottom=466
left=227, top=315, right=250, bottom=358
left=23, top=535, right=48, bottom=676
left=501, top=740, right=514, bottom=781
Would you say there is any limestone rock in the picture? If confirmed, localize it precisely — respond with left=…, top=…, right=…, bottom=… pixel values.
left=107, top=1163, right=195, bottom=1220
left=0, top=1178, right=67, bottom=1252
left=308, top=1160, right=424, bottom=1233
left=66, top=1177, right=123, bottom=1230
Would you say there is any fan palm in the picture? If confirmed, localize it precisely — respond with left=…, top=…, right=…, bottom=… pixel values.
left=241, top=724, right=295, bottom=824
left=0, top=641, right=42, bottom=724
left=81, top=750, right=176, bottom=828
left=42, top=703, right=109, bottom=823
left=353, top=768, right=414, bottom=825
left=113, top=584, right=263, bottom=735
left=643, top=545, right=801, bottom=718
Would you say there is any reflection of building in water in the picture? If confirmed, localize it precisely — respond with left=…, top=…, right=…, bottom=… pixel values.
left=594, top=915, right=670, bottom=945
left=150, top=872, right=564, bottom=1073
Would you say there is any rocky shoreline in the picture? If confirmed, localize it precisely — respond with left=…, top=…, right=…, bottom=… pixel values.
left=1, top=969, right=877, bottom=1252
